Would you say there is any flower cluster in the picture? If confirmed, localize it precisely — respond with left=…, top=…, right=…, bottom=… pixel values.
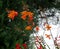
left=6, top=8, right=36, bottom=49
left=7, top=9, right=35, bottom=30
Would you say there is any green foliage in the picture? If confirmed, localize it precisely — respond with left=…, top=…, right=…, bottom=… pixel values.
left=0, top=0, right=2, bottom=8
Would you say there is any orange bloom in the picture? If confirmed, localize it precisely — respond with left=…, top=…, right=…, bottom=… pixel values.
left=28, top=12, right=34, bottom=17
left=36, top=26, right=39, bottom=31
left=21, top=11, right=28, bottom=20
left=21, top=15, right=27, bottom=20
left=45, top=24, right=51, bottom=30
left=45, top=34, right=51, bottom=39
left=25, top=25, right=32, bottom=30
left=21, top=11, right=33, bottom=20
left=28, top=12, right=33, bottom=22
left=21, top=11, right=27, bottom=15
left=8, top=10, right=18, bottom=20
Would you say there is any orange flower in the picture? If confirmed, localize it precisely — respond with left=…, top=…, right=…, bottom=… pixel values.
left=28, top=12, right=33, bottom=22
left=27, top=12, right=34, bottom=24
left=8, top=10, right=18, bottom=20
left=45, top=24, right=51, bottom=30
left=45, top=34, right=51, bottom=39
left=21, top=11, right=27, bottom=15
left=21, top=11, right=34, bottom=20
left=28, top=12, right=34, bottom=17
left=21, top=15, right=27, bottom=20
left=35, top=26, right=40, bottom=31
left=25, top=25, right=32, bottom=30
left=21, top=11, right=28, bottom=20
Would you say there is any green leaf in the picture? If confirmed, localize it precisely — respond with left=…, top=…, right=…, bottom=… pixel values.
left=1, top=12, right=6, bottom=24
left=16, top=39, right=23, bottom=44
left=5, top=42, right=9, bottom=48
left=0, top=0, right=2, bottom=8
